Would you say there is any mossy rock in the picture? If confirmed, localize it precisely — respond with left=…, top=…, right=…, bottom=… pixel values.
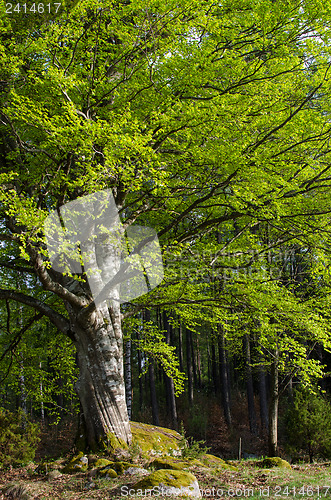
left=258, top=457, right=291, bottom=470
left=98, top=467, right=118, bottom=479
left=130, top=422, right=181, bottom=458
left=98, top=460, right=132, bottom=475
left=133, top=469, right=201, bottom=498
left=63, top=452, right=88, bottom=474
left=201, top=454, right=238, bottom=471
left=150, top=457, right=204, bottom=471
left=94, top=458, right=113, bottom=468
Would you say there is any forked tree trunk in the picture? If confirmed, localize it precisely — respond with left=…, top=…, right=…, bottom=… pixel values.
left=72, top=302, right=131, bottom=451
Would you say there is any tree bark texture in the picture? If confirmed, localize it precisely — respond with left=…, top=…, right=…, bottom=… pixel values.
left=259, top=366, right=269, bottom=431
left=186, top=328, right=194, bottom=407
left=245, top=335, right=258, bottom=435
left=268, top=351, right=279, bottom=457
left=73, top=302, right=131, bottom=451
left=163, top=312, right=178, bottom=430
left=218, top=329, right=232, bottom=427
left=149, top=359, right=160, bottom=426
left=124, top=339, right=132, bottom=420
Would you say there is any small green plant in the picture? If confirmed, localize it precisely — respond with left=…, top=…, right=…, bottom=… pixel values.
left=179, top=421, right=210, bottom=459
left=0, top=408, right=40, bottom=468
left=128, top=440, right=141, bottom=461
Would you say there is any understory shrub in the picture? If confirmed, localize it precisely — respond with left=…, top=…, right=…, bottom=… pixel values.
left=285, top=388, right=331, bottom=462
left=0, top=408, right=40, bottom=468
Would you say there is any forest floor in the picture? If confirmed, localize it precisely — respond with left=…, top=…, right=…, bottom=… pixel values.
left=1, top=394, right=328, bottom=499
left=1, top=460, right=331, bottom=499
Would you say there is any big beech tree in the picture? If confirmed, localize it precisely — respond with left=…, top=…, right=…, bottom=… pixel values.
left=2, top=0, right=331, bottom=450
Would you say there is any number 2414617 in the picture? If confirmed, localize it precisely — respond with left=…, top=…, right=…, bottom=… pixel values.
left=6, top=3, right=61, bottom=13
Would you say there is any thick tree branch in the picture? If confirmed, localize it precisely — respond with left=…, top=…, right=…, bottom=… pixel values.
left=28, top=246, right=87, bottom=309
left=0, top=312, right=44, bottom=362
left=0, top=288, right=71, bottom=337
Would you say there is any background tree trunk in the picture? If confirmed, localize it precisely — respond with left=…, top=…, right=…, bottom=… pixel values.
left=218, top=328, right=232, bottom=427
left=268, top=351, right=279, bottom=457
left=245, top=335, right=258, bottom=435
left=259, top=366, right=269, bottom=431
left=186, top=328, right=194, bottom=407
left=136, top=328, right=144, bottom=414
left=211, top=341, right=219, bottom=395
left=163, top=312, right=178, bottom=430
left=124, top=339, right=132, bottom=420
left=149, top=359, right=160, bottom=426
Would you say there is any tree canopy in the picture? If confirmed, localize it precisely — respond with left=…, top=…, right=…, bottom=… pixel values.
left=1, top=0, right=331, bottom=451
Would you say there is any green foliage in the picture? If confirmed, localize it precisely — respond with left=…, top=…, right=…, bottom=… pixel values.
left=285, top=388, right=331, bottom=462
left=2, top=0, right=331, bottom=446
left=125, top=317, right=186, bottom=396
left=0, top=314, right=79, bottom=422
left=0, top=408, right=40, bottom=468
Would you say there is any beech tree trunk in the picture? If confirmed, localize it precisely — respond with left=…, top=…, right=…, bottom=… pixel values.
left=218, top=329, right=232, bottom=427
left=163, top=312, right=178, bottom=430
left=259, top=366, right=269, bottom=431
left=186, top=328, right=194, bottom=406
left=268, top=351, right=279, bottom=457
left=245, top=335, right=258, bottom=435
left=196, top=336, right=202, bottom=389
left=72, top=302, right=131, bottom=451
left=124, top=339, right=132, bottom=420
left=149, top=359, right=160, bottom=426
left=136, top=327, right=144, bottom=413
left=211, top=341, right=219, bottom=395
left=178, top=321, right=184, bottom=373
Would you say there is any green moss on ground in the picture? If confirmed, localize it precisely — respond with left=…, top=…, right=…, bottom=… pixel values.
left=258, top=457, right=291, bottom=469
left=63, top=452, right=88, bottom=474
left=201, top=454, right=238, bottom=471
left=98, top=467, right=118, bottom=479
left=94, top=458, right=113, bottom=468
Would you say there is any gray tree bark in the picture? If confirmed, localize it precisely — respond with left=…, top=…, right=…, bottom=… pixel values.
left=73, top=303, right=131, bottom=450
left=149, top=359, right=160, bottom=426
left=124, top=339, right=132, bottom=420
left=259, top=366, right=269, bottom=431
left=268, top=350, right=279, bottom=457
left=218, top=328, right=232, bottom=427
left=163, top=312, right=178, bottom=430
left=186, top=328, right=194, bottom=407
left=245, top=335, right=258, bottom=435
